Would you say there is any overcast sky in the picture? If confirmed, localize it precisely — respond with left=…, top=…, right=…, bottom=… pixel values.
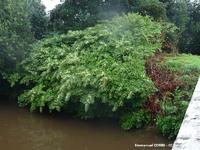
left=42, top=0, right=63, bottom=12
left=41, top=0, right=198, bottom=12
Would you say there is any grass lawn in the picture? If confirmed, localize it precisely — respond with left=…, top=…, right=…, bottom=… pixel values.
left=163, top=54, right=200, bottom=73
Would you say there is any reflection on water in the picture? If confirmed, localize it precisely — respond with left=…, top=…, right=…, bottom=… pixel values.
left=0, top=100, right=172, bottom=150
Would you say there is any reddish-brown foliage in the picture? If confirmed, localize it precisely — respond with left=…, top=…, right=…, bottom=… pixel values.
left=144, top=53, right=180, bottom=117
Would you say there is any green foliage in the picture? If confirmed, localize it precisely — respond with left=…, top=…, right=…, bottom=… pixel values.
left=120, top=110, right=151, bottom=130
left=0, top=0, right=199, bottom=140
left=29, top=0, right=48, bottom=39
left=156, top=90, right=190, bottom=139
left=180, top=1, right=200, bottom=54
left=164, top=54, right=200, bottom=73
left=0, top=0, right=47, bottom=77
left=49, top=0, right=129, bottom=31
left=156, top=115, right=181, bottom=139
left=160, top=0, right=200, bottom=54
left=156, top=54, right=200, bottom=139
left=163, top=0, right=200, bottom=54
left=17, top=14, right=165, bottom=119
left=0, top=0, right=34, bottom=76
left=164, top=0, right=189, bottom=30
left=49, top=0, right=167, bottom=32
left=160, top=22, right=179, bottom=53
left=133, top=0, right=167, bottom=20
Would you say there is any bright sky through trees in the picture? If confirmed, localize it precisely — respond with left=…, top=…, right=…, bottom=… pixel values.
left=41, top=0, right=63, bottom=12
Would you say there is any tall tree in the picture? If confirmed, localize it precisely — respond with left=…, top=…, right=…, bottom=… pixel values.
left=0, top=0, right=34, bottom=76
left=163, top=0, right=189, bottom=30
left=0, top=0, right=47, bottom=77
left=29, top=0, right=48, bottom=39
left=160, top=0, right=190, bottom=53
left=131, top=0, right=167, bottom=20
left=49, top=0, right=167, bottom=32
left=181, top=0, right=200, bottom=54
left=49, top=0, right=129, bottom=31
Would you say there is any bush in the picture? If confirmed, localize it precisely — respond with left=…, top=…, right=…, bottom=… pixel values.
left=120, top=110, right=151, bottom=130
left=156, top=115, right=181, bottom=140
left=156, top=89, right=190, bottom=139
left=13, top=14, right=176, bottom=128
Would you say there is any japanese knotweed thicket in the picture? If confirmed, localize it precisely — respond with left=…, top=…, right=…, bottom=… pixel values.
left=18, top=14, right=169, bottom=121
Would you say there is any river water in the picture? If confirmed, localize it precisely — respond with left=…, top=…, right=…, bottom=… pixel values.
left=0, top=100, right=172, bottom=150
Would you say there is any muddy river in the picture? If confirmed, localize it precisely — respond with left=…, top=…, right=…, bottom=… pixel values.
left=0, top=99, right=172, bottom=150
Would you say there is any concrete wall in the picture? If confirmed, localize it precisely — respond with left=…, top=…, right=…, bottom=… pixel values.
left=172, top=78, right=200, bottom=150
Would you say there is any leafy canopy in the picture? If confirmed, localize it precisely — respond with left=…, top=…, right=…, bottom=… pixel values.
left=0, top=0, right=34, bottom=76
left=49, top=0, right=167, bottom=32
left=18, top=14, right=167, bottom=119
left=0, top=0, right=47, bottom=81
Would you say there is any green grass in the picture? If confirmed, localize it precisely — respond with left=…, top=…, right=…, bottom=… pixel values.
left=163, top=54, right=200, bottom=74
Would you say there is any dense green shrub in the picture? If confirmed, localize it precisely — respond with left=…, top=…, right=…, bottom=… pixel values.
left=15, top=14, right=172, bottom=123
left=120, top=110, right=151, bottom=130
left=156, top=89, right=190, bottom=139
left=156, top=115, right=181, bottom=139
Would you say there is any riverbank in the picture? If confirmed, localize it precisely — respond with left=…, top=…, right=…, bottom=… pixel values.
left=146, top=53, right=200, bottom=139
